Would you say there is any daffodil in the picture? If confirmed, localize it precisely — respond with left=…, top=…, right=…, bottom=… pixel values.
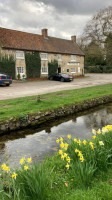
left=1, top=164, right=10, bottom=172
left=77, top=140, right=81, bottom=145
left=61, top=155, right=65, bottom=160
left=24, top=165, right=29, bottom=171
left=97, top=129, right=101, bottom=134
left=89, top=142, right=94, bottom=146
left=67, top=135, right=71, bottom=139
left=59, top=150, right=63, bottom=155
left=65, top=163, right=70, bottom=169
left=99, top=141, right=104, bottom=146
left=92, top=129, right=96, bottom=135
left=78, top=152, right=83, bottom=157
left=60, top=143, right=65, bottom=148
left=83, top=140, right=87, bottom=145
left=79, top=157, right=85, bottom=162
left=66, top=157, right=71, bottom=163
left=19, top=157, right=25, bottom=165
left=12, top=173, right=18, bottom=179
left=75, top=149, right=79, bottom=153
left=63, top=153, right=68, bottom=158
left=74, top=138, right=77, bottom=142
left=92, top=135, right=96, bottom=139
left=27, top=157, right=32, bottom=163
left=56, top=139, right=60, bottom=143
left=60, top=137, right=63, bottom=142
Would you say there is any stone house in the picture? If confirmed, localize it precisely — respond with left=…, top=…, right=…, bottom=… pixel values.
left=0, top=27, right=85, bottom=79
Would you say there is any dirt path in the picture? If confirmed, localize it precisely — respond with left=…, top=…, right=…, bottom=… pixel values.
left=0, top=74, right=112, bottom=100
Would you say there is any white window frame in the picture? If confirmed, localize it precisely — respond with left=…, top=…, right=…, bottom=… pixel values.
left=57, top=54, right=62, bottom=61
left=40, top=53, right=48, bottom=60
left=41, top=66, right=48, bottom=74
left=16, top=51, right=24, bottom=59
left=78, top=67, right=80, bottom=73
left=17, top=66, right=24, bottom=74
left=71, top=67, right=76, bottom=73
left=71, top=55, right=76, bottom=61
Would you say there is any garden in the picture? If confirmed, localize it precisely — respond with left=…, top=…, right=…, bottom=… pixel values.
left=0, top=125, right=112, bottom=200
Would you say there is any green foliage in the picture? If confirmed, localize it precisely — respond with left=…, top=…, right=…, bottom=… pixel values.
left=0, top=54, right=15, bottom=79
left=48, top=60, right=58, bottom=76
left=25, top=52, right=41, bottom=78
left=19, top=115, right=27, bottom=122
left=105, top=33, right=112, bottom=66
left=85, top=65, right=112, bottom=73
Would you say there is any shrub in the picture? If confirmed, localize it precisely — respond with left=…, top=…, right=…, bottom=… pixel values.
left=48, top=60, right=58, bottom=76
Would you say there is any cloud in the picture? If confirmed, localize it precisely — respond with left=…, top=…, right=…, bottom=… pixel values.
left=33, top=0, right=112, bottom=15
left=0, top=0, right=111, bottom=40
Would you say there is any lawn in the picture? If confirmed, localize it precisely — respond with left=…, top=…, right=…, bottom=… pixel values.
left=0, top=83, right=112, bottom=120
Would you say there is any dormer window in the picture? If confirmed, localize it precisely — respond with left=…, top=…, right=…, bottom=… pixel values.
left=41, top=53, right=48, bottom=60
left=71, top=55, right=76, bottom=61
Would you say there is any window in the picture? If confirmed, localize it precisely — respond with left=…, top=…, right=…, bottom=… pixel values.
left=16, top=51, right=24, bottom=59
left=71, top=55, right=76, bottom=61
left=41, top=53, right=48, bottom=60
left=67, top=69, right=69, bottom=72
left=17, top=67, right=24, bottom=74
left=57, top=54, right=61, bottom=61
left=41, top=66, right=48, bottom=74
left=78, top=67, right=80, bottom=73
left=71, top=68, right=76, bottom=73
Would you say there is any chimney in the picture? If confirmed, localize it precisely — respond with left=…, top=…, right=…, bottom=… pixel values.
left=71, top=35, right=76, bottom=42
left=41, top=28, right=48, bottom=37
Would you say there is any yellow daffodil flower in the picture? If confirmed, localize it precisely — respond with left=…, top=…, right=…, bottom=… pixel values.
left=56, top=139, right=60, bottom=143
left=97, top=129, right=101, bottom=134
left=19, top=157, right=25, bottom=165
left=75, top=149, right=79, bottom=153
left=60, top=137, right=63, bottom=142
left=79, top=157, right=85, bottom=162
left=99, top=141, right=104, bottom=146
left=1, top=164, right=10, bottom=172
left=24, top=165, right=29, bottom=171
left=66, top=157, right=71, bottom=163
left=59, top=150, right=63, bottom=155
left=92, top=129, right=96, bottom=135
left=92, top=135, right=96, bottom=139
left=27, top=157, right=32, bottom=163
left=12, top=173, right=18, bottom=179
left=83, top=140, right=87, bottom=145
left=67, top=135, right=71, bottom=139
left=74, top=138, right=77, bottom=142
left=65, top=163, right=70, bottom=169
left=60, top=143, right=65, bottom=148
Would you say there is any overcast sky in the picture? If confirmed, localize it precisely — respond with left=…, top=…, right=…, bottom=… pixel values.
left=0, top=0, right=111, bottom=40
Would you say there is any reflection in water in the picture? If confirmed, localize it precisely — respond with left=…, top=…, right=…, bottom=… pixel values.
left=0, top=103, right=112, bottom=167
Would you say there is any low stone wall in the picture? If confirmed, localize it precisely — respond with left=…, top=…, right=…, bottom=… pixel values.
left=1, top=94, right=112, bottom=134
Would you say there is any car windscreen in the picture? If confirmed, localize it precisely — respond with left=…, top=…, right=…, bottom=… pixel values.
left=61, top=74, right=70, bottom=77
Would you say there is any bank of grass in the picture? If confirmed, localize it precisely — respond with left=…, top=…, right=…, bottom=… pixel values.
left=1, top=83, right=112, bottom=120
left=0, top=125, right=112, bottom=200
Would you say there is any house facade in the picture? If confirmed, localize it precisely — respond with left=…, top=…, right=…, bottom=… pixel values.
left=0, top=27, right=84, bottom=79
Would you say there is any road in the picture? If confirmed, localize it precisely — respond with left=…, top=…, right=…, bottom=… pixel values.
left=0, top=74, right=112, bottom=100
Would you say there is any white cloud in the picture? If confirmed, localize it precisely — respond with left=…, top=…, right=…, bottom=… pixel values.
left=0, top=0, right=111, bottom=39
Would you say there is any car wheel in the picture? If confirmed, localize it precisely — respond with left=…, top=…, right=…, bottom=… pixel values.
left=6, top=84, right=10, bottom=86
left=50, top=76, right=53, bottom=80
left=61, top=77, right=64, bottom=82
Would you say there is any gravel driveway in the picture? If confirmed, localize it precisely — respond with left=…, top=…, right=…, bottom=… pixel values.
left=1, top=74, right=112, bottom=100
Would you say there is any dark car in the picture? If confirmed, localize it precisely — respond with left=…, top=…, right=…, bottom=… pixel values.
left=49, top=73, right=73, bottom=82
left=0, top=73, right=12, bottom=86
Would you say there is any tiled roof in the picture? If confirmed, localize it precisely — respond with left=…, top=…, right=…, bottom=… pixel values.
left=0, top=27, right=84, bottom=56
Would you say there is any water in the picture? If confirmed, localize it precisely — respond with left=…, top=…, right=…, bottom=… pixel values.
left=0, top=103, right=112, bottom=167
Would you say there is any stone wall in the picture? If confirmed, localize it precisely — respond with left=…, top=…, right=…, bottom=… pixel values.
left=0, top=94, right=112, bottom=135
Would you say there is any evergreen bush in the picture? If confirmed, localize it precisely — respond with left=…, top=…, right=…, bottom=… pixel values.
left=85, top=65, right=112, bottom=73
left=0, top=54, right=15, bottom=79
left=25, top=52, right=41, bottom=78
left=48, top=60, right=58, bottom=76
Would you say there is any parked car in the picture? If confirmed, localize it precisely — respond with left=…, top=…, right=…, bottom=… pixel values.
left=49, top=73, right=73, bottom=82
left=0, top=73, right=12, bottom=86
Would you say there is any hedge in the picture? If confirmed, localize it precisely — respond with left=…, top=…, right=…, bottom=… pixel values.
left=25, top=52, right=41, bottom=78
left=0, top=55, right=15, bottom=79
left=48, top=60, right=58, bottom=76
left=85, top=65, right=112, bottom=73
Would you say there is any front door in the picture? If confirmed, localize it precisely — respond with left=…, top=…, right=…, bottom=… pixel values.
left=58, top=67, right=61, bottom=73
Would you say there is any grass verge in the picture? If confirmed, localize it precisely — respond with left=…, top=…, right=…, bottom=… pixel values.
left=0, top=125, right=112, bottom=200
left=1, top=83, right=112, bottom=120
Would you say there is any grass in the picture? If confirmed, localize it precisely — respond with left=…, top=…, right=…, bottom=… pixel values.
left=1, top=83, right=112, bottom=120
left=0, top=125, right=112, bottom=200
